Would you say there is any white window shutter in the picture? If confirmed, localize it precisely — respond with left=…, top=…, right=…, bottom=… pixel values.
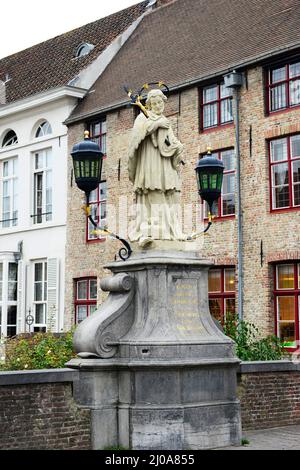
left=47, top=258, right=59, bottom=332
left=17, top=260, right=24, bottom=334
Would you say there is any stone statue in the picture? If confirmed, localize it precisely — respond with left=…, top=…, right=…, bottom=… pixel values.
left=128, top=89, right=187, bottom=246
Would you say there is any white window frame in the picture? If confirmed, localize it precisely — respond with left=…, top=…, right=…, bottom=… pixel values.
left=32, top=260, right=47, bottom=332
left=1, top=157, right=18, bottom=228
left=32, top=148, right=52, bottom=224
left=0, top=259, right=18, bottom=337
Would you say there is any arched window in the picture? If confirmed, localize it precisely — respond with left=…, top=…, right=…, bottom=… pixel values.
left=35, top=121, right=52, bottom=138
left=2, top=130, right=18, bottom=147
left=75, top=43, right=94, bottom=58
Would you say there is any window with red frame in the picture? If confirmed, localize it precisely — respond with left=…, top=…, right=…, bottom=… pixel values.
left=266, top=60, right=300, bottom=113
left=202, top=149, right=235, bottom=218
left=208, top=267, right=236, bottom=324
left=274, top=263, right=300, bottom=349
left=87, top=120, right=107, bottom=241
left=74, top=278, right=97, bottom=324
left=200, top=83, right=233, bottom=130
left=269, top=134, right=300, bottom=210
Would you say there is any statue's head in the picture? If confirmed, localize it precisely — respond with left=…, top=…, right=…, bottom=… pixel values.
left=146, top=89, right=167, bottom=115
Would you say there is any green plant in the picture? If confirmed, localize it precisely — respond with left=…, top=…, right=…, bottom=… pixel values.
left=0, top=330, right=76, bottom=371
left=223, top=314, right=286, bottom=361
left=241, top=438, right=250, bottom=446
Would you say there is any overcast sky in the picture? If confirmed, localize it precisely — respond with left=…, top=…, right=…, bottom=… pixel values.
left=0, top=0, right=140, bottom=59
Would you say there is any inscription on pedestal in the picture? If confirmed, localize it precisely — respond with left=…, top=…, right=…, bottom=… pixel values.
left=171, top=278, right=205, bottom=337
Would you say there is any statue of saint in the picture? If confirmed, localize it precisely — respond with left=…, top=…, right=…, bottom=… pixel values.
left=128, top=89, right=187, bottom=246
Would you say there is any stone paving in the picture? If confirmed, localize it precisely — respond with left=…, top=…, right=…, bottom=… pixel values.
left=220, top=425, right=300, bottom=450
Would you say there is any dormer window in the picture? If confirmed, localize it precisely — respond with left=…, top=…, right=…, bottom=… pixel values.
left=75, top=43, right=94, bottom=58
left=35, top=121, right=52, bottom=138
left=2, top=130, right=18, bottom=147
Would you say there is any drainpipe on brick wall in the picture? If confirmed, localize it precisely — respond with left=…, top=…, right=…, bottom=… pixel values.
left=224, top=71, right=243, bottom=321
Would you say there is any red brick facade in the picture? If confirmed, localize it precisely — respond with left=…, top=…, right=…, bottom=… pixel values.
left=65, top=62, right=300, bottom=340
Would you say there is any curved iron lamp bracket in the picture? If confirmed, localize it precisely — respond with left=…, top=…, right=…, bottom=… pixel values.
left=84, top=199, right=132, bottom=261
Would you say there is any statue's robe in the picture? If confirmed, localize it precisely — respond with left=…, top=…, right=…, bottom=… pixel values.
left=128, top=111, right=186, bottom=242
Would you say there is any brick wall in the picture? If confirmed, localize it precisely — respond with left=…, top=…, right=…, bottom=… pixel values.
left=65, top=62, right=300, bottom=337
left=238, top=362, right=300, bottom=430
left=0, top=369, right=91, bottom=450
left=0, top=363, right=300, bottom=449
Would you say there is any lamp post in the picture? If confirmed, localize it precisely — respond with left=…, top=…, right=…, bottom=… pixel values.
left=71, top=131, right=132, bottom=261
left=224, top=70, right=243, bottom=321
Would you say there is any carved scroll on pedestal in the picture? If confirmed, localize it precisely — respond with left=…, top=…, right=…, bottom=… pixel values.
left=73, top=273, right=135, bottom=359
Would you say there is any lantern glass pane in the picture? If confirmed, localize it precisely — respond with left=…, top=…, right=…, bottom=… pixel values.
left=201, top=173, right=208, bottom=189
left=209, top=174, right=218, bottom=189
left=74, top=161, right=80, bottom=178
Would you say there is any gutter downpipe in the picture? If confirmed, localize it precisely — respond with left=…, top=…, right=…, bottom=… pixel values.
left=224, top=71, right=243, bottom=321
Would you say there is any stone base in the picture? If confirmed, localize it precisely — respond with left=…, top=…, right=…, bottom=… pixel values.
left=69, top=250, right=241, bottom=449
left=68, top=358, right=241, bottom=450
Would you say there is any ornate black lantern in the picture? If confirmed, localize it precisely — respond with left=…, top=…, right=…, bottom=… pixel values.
left=70, top=131, right=132, bottom=261
left=195, top=149, right=224, bottom=213
left=71, top=131, right=103, bottom=197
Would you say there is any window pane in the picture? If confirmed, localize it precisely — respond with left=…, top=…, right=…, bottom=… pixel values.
left=34, top=283, right=42, bottom=301
left=289, top=62, right=300, bottom=78
left=35, top=263, right=43, bottom=282
left=225, top=269, right=235, bottom=291
left=7, top=326, right=16, bottom=337
left=279, top=322, right=295, bottom=347
left=100, top=181, right=107, bottom=200
left=8, top=263, right=17, bottom=281
left=277, top=296, right=295, bottom=321
left=222, top=194, right=235, bottom=216
left=8, top=282, right=17, bottom=301
left=35, top=153, right=43, bottom=170
left=271, top=67, right=286, bottom=83
left=220, top=98, right=232, bottom=123
left=77, top=280, right=88, bottom=300
left=7, top=306, right=17, bottom=325
left=203, top=103, right=218, bottom=128
left=100, top=134, right=107, bottom=154
left=89, top=280, right=97, bottom=300
left=100, top=202, right=107, bottom=221
left=295, top=184, right=300, bottom=206
left=77, top=305, right=87, bottom=323
left=290, top=79, right=300, bottom=106
left=221, top=150, right=235, bottom=171
left=203, top=85, right=218, bottom=103
left=270, top=84, right=286, bottom=111
left=3, top=161, right=9, bottom=177
left=273, top=185, right=290, bottom=208
left=35, top=304, right=45, bottom=324
left=89, top=188, right=98, bottom=203
left=292, top=160, right=300, bottom=184
left=225, top=298, right=235, bottom=319
left=208, top=270, right=221, bottom=292
left=291, top=135, right=300, bottom=159
left=270, top=138, right=287, bottom=162
left=272, top=163, right=288, bottom=186
left=209, top=298, right=223, bottom=323
left=223, top=173, right=235, bottom=194
left=220, top=83, right=231, bottom=99
left=277, top=265, right=294, bottom=289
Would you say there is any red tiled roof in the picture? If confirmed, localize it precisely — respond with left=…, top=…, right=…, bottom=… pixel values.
left=0, top=1, right=149, bottom=104
left=68, top=0, right=300, bottom=122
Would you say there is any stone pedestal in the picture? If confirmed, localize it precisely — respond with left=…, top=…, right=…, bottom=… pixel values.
left=67, top=250, right=241, bottom=450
